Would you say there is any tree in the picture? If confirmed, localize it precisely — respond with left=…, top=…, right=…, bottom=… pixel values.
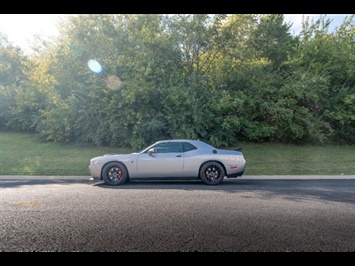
left=0, top=32, right=30, bottom=130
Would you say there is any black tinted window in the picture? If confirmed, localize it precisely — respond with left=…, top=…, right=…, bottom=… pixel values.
left=152, top=142, right=182, bottom=153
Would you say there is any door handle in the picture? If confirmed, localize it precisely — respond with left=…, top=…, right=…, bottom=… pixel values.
left=176, top=155, right=182, bottom=157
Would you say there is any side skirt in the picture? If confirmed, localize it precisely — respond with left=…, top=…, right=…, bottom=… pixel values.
left=129, top=176, right=199, bottom=182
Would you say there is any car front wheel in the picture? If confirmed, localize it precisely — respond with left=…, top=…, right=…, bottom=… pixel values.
left=102, top=162, right=128, bottom=186
left=199, top=161, right=225, bottom=185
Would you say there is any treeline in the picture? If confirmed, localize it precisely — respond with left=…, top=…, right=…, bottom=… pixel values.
left=0, top=14, right=354, bottom=149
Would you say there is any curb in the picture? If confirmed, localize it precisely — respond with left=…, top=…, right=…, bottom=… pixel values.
left=239, top=175, right=355, bottom=180
left=0, top=175, right=91, bottom=180
left=0, top=175, right=354, bottom=180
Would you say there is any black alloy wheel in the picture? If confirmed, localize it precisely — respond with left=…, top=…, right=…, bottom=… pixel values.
left=102, top=162, right=128, bottom=186
left=199, top=161, right=225, bottom=185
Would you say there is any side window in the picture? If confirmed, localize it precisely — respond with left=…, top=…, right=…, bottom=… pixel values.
left=152, top=142, right=182, bottom=153
left=152, top=143, right=169, bottom=153
left=168, top=142, right=183, bottom=153
left=182, top=142, right=197, bottom=152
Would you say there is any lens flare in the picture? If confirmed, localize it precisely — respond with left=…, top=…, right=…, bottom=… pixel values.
left=106, top=74, right=122, bottom=90
left=88, top=60, right=102, bottom=74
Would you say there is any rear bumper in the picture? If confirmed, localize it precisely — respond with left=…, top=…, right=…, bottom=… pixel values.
left=226, top=171, right=244, bottom=178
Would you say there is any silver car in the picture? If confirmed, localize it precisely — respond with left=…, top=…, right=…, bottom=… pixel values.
left=89, top=139, right=246, bottom=185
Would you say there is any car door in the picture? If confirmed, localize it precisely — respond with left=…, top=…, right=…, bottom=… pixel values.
left=136, top=142, right=184, bottom=178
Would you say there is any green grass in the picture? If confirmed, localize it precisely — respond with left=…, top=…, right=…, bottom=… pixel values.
left=239, top=142, right=355, bottom=175
left=0, top=131, right=131, bottom=175
left=0, top=131, right=354, bottom=176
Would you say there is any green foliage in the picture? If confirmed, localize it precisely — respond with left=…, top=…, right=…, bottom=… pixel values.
left=250, top=14, right=298, bottom=67
left=1, top=14, right=354, bottom=147
left=0, top=34, right=31, bottom=130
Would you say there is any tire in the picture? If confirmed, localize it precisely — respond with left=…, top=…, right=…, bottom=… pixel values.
left=102, top=162, right=128, bottom=186
left=199, top=161, right=225, bottom=185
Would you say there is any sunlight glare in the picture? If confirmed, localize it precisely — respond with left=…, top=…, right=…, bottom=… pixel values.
left=88, top=59, right=103, bottom=74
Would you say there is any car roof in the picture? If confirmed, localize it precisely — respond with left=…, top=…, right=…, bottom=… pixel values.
left=154, top=139, right=214, bottom=149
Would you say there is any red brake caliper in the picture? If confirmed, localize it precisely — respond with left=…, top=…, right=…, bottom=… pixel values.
left=205, top=168, right=210, bottom=180
left=117, top=168, right=122, bottom=180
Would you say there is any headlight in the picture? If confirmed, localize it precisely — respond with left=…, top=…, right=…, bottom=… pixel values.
left=90, top=159, right=99, bottom=165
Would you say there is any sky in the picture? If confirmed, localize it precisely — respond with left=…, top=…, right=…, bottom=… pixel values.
left=0, top=14, right=65, bottom=54
left=0, top=14, right=353, bottom=55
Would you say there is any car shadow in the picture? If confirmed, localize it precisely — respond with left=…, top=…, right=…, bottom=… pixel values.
left=92, top=179, right=355, bottom=205
left=1, top=178, right=354, bottom=205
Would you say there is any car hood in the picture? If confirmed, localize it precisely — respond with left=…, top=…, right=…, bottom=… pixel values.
left=92, top=153, right=140, bottom=161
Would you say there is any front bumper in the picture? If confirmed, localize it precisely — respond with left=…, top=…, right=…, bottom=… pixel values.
left=88, top=164, right=102, bottom=179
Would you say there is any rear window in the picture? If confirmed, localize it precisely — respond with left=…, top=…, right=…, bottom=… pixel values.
left=182, top=142, right=197, bottom=152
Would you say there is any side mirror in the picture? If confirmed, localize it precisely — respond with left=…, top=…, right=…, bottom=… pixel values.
left=148, top=148, right=154, bottom=156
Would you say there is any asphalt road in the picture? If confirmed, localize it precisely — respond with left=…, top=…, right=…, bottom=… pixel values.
left=0, top=176, right=354, bottom=252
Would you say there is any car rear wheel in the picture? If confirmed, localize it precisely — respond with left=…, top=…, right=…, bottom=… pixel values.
left=102, top=162, right=128, bottom=186
left=199, top=161, right=225, bottom=185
